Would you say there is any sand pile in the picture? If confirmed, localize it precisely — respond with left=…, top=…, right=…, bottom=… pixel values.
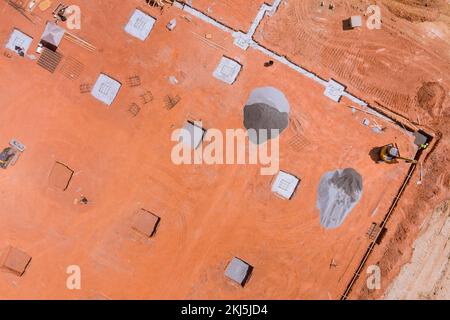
left=316, top=168, right=363, bottom=229
left=243, top=87, right=290, bottom=144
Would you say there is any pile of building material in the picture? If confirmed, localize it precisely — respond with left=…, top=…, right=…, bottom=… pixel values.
left=243, top=87, right=290, bottom=144
left=316, top=168, right=363, bottom=229
left=59, top=56, right=84, bottom=80
left=39, top=22, right=65, bottom=51
left=63, top=32, right=96, bottom=52
left=37, top=47, right=63, bottom=73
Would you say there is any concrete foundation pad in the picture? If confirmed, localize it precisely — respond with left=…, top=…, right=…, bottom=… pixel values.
left=324, top=79, right=346, bottom=102
left=272, top=171, right=300, bottom=199
left=179, top=122, right=205, bottom=149
left=213, top=56, right=242, bottom=85
left=5, top=29, right=33, bottom=54
left=91, top=74, right=121, bottom=106
left=225, top=257, right=252, bottom=286
left=125, top=9, right=156, bottom=41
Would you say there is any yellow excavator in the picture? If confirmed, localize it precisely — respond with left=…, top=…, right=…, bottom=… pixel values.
left=379, top=144, right=417, bottom=164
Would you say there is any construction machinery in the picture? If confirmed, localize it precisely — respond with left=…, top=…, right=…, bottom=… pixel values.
left=379, top=143, right=417, bottom=164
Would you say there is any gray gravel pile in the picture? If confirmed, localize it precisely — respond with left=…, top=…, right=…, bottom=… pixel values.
left=316, top=168, right=363, bottom=229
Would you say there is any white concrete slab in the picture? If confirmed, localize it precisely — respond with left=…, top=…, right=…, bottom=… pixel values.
left=179, top=122, right=205, bottom=149
left=124, top=9, right=156, bottom=41
left=213, top=56, right=242, bottom=85
left=225, top=257, right=251, bottom=286
left=5, top=29, right=33, bottom=54
left=232, top=32, right=252, bottom=50
left=324, top=79, right=346, bottom=102
left=272, top=171, right=300, bottom=200
left=91, top=74, right=121, bottom=106
left=350, top=16, right=363, bottom=28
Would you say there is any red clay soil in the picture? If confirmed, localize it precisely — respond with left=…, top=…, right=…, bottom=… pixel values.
left=253, top=0, right=450, bottom=299
left=0, top=0, right=447, bottom=300
left=255, top=0, right=450, bottom=121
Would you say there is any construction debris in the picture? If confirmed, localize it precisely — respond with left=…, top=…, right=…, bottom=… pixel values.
left=4, top=0, right=36, bottom=24
left=63, top=31, right=96, bottom=52
left=145, top=0, right=174, bottom=8
left=53, top=3, right=69, bottom=22
left=127, top=75, right=141, bottom=87
left=40, top=22, right=65, bottom=51
left=79, top=83, right=92, bottom=93
left=37, top=47, right=63, bottom=73
left=140, top=90, right=154, bottom=104
left=167, top=18, right=177, bottom=31
left=164, top=94, right=180, bottom=110
left=128, top=102, right=141, bottom=117
left=38, top=0, right=51, bottom=11
left=27, top=0, right=38, bottom=12
left=59, top=56, right=84, bottom=80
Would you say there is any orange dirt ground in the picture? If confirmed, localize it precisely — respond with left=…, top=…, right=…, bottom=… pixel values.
left=0, top=0, right=448, bottom=300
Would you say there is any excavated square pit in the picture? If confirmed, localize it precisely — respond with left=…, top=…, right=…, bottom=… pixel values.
left=132, top=209, right=160, bottom=237
left=48, top=162, right=74, bottom=191
left=1, top=246, right=31, bottom=276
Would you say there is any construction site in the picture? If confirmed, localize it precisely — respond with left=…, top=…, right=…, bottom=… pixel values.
left=0, top=0, right=448, bottom=300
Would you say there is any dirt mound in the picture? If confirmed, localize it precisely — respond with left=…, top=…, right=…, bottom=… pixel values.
left=416, top=81, right=446, bottom=116
left=383, top=0, right=446, bottom=22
